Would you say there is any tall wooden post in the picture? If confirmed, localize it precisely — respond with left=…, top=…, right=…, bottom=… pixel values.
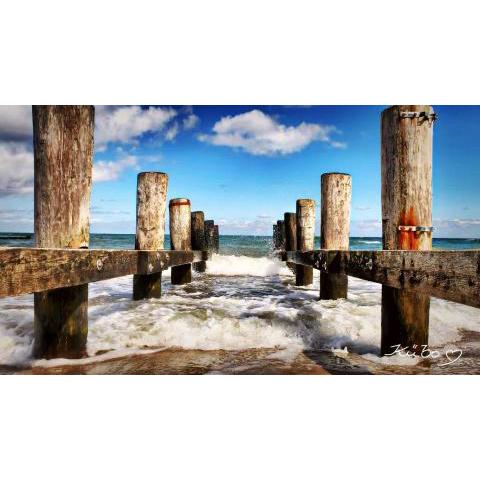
left=276, top=220, right=286, bottom=251
left=284, top=212, right=297, bottom=272
left=191, top=211, right=206, bottom=272
left=133, top=172, right=168, bottom=300
left=33, top=105, right=94, bottom=359
left=214, top=225, right=220, bottom=253
left=296, top=199, right=316, bottom=286
left=381, top=105, right=435, bottom=355
left=205, top=220, right=215, bottom=253
left=170, top=198, right=192, bottom=284
left=320, top=173, right=351, bottom=300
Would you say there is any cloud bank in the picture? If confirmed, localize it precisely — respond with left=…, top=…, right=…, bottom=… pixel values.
left=0, top=105, right=200, bottom=197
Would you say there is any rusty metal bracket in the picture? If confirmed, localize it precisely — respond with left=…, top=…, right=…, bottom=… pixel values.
left=400, top=111, right=437, bottom=126
left=398, top=225, right=434, bottom=232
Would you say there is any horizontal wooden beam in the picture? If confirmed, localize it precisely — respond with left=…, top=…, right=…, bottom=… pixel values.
left=286, top=250, right=480, bottom=308
left=0, top=248, right=209, bottom=298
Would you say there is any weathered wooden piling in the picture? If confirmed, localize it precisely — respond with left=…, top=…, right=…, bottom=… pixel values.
left=284, top=212, right=297, bottom=271
left=320, top=173, right=351, bottom=300
left=272, top=224, right=279, bottom=250
left=296, top=199, right=316, bottom=286
left=381, top=105, right=435, bottom=355
left=33, top=105, right=94, bottom=359
left=276, top=220, right=286, bottom=251
left=170, top=199, right=192, bottom=284
left=214, top=225, right=220, bottom=253
left=133, top=172, right=168, bottom=300
left=191, top=211, right=206, bottom=272
left=205, top=220, right=215, bottom=253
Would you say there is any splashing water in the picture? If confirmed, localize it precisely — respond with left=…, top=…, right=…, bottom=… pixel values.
left=1, top=234, right=480, bottom=373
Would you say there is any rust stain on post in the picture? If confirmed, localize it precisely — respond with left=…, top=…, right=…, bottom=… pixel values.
left=381, top=105, right=434, bottom=355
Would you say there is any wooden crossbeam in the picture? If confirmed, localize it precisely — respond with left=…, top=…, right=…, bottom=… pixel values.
left=286, top=250, right=480, bottom=308
left=0, top=248, right=209, bottom=298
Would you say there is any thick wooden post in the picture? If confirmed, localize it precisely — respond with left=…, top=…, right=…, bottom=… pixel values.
left=170, top=198, right=192, bottom=284
left=284, top=212, right=297, bottom=272
left=33, top=105, right=94, bottom=359
left=191, top=211, right=206, bottom=272
left=205, top=220, right=215, bottom=253
left=214, top=225, right=220, bottom=253
left=133, top=172, right=168, bottom=300
left=320, top=173, right=351, bottom=300
left=381, top=105, right=434, bottom=355
left=296, top=199, right=316, bottom=286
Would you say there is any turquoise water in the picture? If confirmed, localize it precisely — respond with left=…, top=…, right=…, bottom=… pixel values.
left=1, top=233, right=479, bottom=254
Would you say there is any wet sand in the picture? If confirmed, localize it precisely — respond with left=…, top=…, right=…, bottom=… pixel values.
left=5, top=328, right=480, bottom=375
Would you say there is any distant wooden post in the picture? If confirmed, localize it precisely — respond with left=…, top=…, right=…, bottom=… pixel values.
left=33, top=105, right=94, bottom=359
left=191, top=211, right=206, bottom=272
left=214, top=225, right=220, bottom=253
left=320, top=173, right=351, bottom=299
left=205, top=220, right=215, bottom=253
left=284, top=212, right=297, bottom=272
left=276, top=220, right=286, bottom=251
left=296, top=199, right=316, bottom=286
left=381, top=105, right=435, bottom=355
left=170, top=199, right=192, bottom=284
left=272, top=224, right=279, bottom=250
left=133, top=172, right=168, bottom=300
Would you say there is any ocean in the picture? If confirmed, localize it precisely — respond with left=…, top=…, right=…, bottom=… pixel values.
left=1, top=233, right=480, bottom=374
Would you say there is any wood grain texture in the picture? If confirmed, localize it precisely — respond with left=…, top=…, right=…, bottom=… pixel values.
left=320, top=173, right=351, bottom=299
left=276, top=220, right=286, bottom=251
left=296, top=199, right=315, bottom=286
left=32, top=106, right=94, bottom=359
left=205, top=220, right=215, bottom=251
left=33, top=106, right=94, bottom=249
left=169, top=198, right=192, bottom=284
left=135, top=172, right=168, bottom=250
left=381, top=105, right=433, bottom=251
left=285, top=249, right=480, bottom=308
left=214, top=225, right=220, bottom=253
left=381, top=105, right=434, bottom=354
left=191, top=211, right=206, bottom=272
left=0, top=248, right=208, bottom=297
left=134, top=172, right=168, bottom=300
left=284, top=212, right=297, bottom=273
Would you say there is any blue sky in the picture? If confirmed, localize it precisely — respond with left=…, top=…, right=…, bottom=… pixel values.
left=0, top=105, right=479, bottom=237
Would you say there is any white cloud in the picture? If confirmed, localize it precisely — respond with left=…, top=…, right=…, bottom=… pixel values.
left=95, top=105, right=178, bottom=149
left=0, top=106, right=32, bottom=141
left=183, top=113, right=199, bottom=130
left=164, top=122, right=179, bottom=141
left=198, top=109, right=345, bottom=155
left=93, top=154, right=139, bottom=182
left=0, top=141, right=34, bottom=197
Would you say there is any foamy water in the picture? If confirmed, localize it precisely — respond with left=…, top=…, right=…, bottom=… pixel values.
left=1, top=252, right=479, bottom=370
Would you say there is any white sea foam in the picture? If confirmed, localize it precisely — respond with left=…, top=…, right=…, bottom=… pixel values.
left=0, top=254, right=479, bottom=369
left=205, top=253, right=292, bottom=276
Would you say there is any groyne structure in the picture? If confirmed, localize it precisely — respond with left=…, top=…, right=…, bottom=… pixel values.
left=274, top=105, right=480, bottom=355
left=0, top=105, right=479, bottom=359
left=0, top=106, right=216, bottom=359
